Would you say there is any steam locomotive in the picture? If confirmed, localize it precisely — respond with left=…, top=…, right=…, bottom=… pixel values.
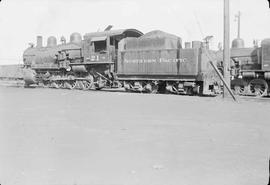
left=218, top=38, right=270, bottom=97
left=23, top=28, right=221, bottom=95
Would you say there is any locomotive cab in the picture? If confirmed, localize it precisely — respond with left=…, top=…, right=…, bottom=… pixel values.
left=83, top=29, right=143, bottom=65
left=85, top=36, right=114, bottom=64
left=80, top=29, right=143, bottom=85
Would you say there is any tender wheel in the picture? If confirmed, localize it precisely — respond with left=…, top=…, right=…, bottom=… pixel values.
left=151, top=82, right=159, bottom=94
left=123, top=82, right=131, bottom=92
left=144, top=83, right=152, bottom=93
left=248, top=79, right=268, bottom=97
left=143, top=82, right=158, bottom=93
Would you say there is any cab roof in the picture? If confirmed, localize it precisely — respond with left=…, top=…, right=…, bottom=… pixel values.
left=84, top=29, right=143, bottom=40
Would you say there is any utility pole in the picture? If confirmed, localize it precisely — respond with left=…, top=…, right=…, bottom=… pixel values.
left=223, top=0, right=231, bottom=98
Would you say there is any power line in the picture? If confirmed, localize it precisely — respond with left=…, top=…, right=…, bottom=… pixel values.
left=193, top=11, right=205, bottom=39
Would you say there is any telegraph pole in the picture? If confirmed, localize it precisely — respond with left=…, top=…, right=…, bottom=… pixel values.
left=223, top=0, right=231, bottom=98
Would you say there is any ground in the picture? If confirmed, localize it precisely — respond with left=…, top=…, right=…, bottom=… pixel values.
left=0, top=85, right=270, bottom=185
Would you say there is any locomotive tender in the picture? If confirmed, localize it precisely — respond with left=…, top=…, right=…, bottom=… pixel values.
left=23, top=28, right=220, bottom=95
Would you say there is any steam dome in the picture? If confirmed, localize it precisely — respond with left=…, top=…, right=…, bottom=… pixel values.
left=47, top=36, right=57, bottom=47
left=70, top=32, right=82, bottom=44
left=261, top=38, right=270, bottom=46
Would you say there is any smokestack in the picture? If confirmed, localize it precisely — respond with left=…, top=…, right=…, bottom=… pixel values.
left=36, top=36, right=43, bottom=48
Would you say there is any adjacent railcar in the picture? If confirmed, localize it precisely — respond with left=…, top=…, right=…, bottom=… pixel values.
left=228, top=38, right=270, bottom=96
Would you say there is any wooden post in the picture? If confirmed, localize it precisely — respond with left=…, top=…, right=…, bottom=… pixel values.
left=223, top=0, right=231, bottom=98
left=209, top=61, right=236, bottom=101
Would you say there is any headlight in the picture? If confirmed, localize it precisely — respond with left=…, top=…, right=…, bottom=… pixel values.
left=66, top=66, right=71, bottom=71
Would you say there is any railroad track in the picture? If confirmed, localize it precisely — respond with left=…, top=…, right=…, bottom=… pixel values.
left=1, top=79, right=270, bottom=101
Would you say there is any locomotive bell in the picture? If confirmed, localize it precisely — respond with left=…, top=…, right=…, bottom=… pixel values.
left=47, top=36, right=57, bottom=47
left=70, top=32, right=82, bottom=44
left=60, top=36, right=66, bottom=44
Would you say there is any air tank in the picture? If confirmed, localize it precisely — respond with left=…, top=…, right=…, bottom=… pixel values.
left=232, top=38, right=245, bottom=48
left=47, top=36, right=57, bottom=47
left=70, top=32, right=82, bottom=44
left=192, top=41, right=202, bottom=49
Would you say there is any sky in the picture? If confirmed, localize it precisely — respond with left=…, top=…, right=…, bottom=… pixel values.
left=0, top=0, right=269, bottom=64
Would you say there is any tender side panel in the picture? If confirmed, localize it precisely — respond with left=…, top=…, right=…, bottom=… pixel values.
left=179, top=48, right=199, bottom=76
left=118, top=49, right=179, bottom=75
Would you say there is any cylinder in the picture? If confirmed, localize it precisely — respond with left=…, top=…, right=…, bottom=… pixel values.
left=36, top=36, right=43, bottom=48
left=70, top=32, right=82, bottom=44
left=192, top=41, right=202, bottom=49
left=47, top=36, right=57, bottom=47
left=264, top=72, right=270, bottom=80
left=185, top=42, right=191, bottom=49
